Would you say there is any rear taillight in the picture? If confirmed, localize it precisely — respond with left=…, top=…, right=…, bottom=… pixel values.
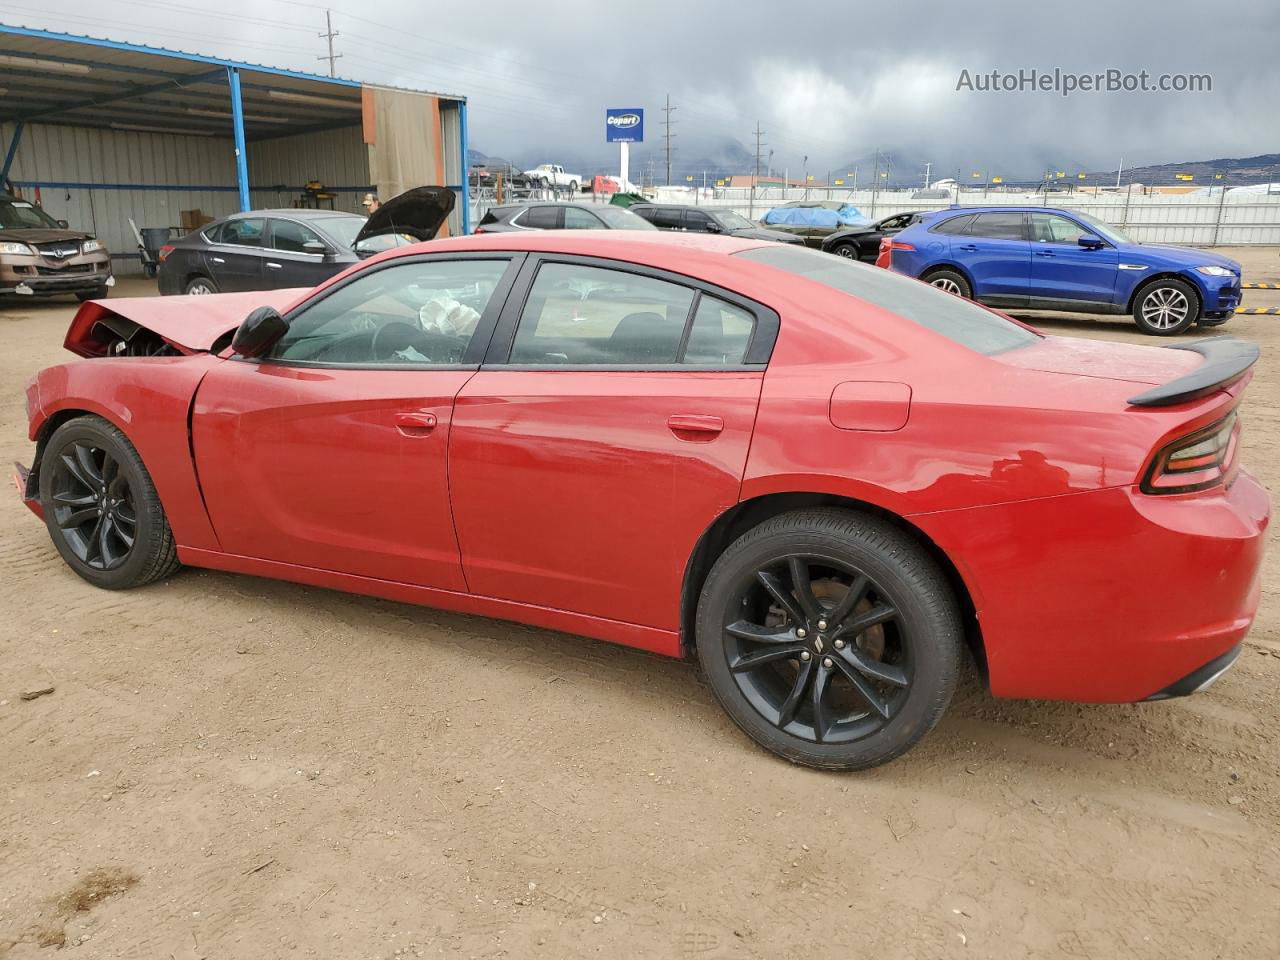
left=1142, top=411, right=1239, bottom=494
left=889, top=240, right=915, bottom=253
left=158, top=244, right=174, bottom=262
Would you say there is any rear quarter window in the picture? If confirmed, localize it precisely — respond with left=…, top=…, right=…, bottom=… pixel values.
left=930, top=214, right=976, bottom=235
left=736, top=245, right=1039, bottom=356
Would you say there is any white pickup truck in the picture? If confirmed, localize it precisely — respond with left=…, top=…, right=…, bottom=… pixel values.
left=523, top=164, right=582, bottom=192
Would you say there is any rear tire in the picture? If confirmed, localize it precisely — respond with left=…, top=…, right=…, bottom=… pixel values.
left=185, top=276, right=217, bottom=296
left=924, top=268, right=971, bottom=299
left=695, top=509, right=962, bottom=770
left=1133, top=278, right=1200, bottom=336
left=830, top=241, right=860, bottom=260
left=39, top=416, right=180, bottom=590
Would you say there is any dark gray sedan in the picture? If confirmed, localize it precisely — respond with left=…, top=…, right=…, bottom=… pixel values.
left=157, top=188, right=455, bottom=295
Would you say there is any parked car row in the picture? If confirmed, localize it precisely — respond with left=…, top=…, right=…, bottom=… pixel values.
left=7, top=178, right=1244, bottom=337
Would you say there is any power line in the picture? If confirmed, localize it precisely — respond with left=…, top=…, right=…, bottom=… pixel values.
left=317, top=9, right=342, bottom=78
left=662, top=93, right=676, bottom=186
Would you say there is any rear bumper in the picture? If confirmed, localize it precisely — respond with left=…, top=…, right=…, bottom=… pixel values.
left=914, top=470, right=1270, bottom=702
left=1144, top=643, right=1241, bottom=700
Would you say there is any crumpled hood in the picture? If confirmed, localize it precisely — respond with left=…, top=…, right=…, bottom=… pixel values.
left=998, top=334, right=1202, bottom=385
left=65, top=289, right=308, bottom=357
left=353, top=186, right=455, bottom=245
left=1, top=228, right=93, bottom=244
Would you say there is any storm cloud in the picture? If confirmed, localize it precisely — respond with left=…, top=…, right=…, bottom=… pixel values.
left=26, top=0, right=1280, bottom=178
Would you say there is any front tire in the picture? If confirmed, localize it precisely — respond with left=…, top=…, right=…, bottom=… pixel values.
left=39, top=416, right=180, bottom=590
left=76, top=285, right=109, bottom=303
left=924, top=268, right=971, bottom=299
left=1133, top=278, right=1200, bottom=335
left=695, top=509, right=962, bottom=770
left=830, top=241, right=859, bottom=260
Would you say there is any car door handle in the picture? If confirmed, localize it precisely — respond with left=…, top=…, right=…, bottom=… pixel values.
left=1036, top=250, right=1056, bottom=257
left=668, top=415, right=723, bottom=439
left=211, top=256, right=225, bottom=264
left=394, top=411, right=438, bottom=435
left=957, top=244, right=978, bottom=252
left=266, top=262, right=283, bottom=270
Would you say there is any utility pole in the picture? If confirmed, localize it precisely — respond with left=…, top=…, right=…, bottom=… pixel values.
left=803, top=154, right=809, bottom=199
left=924, top=161, right=932, bottom=189
left=661, top=94, right=677, bottom=186
left=750, top=122, right=766, bottom=218
left=318, top=10, right=342, bottom=77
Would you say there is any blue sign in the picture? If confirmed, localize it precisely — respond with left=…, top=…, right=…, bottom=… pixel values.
left=606, top=108, right=644, bottom=143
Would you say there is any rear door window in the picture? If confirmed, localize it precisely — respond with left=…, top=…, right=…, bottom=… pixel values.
left=519, top=206, right=561, bottom=229
left=509, top=262, right=695, bottom=364
left=652, top=207, right=684, bottom=229
left=221, top=218, right=265, bottom=247
left=931, top=214, right=976, bottom=235
left=967, top=213, right=1028, bottom=241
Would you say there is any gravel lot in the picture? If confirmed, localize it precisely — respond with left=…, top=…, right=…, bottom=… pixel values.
left=2, top=252, right=1279, bottom=958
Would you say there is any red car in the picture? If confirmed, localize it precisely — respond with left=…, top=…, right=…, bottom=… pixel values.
left=15, top=233, right=1269, bottom=770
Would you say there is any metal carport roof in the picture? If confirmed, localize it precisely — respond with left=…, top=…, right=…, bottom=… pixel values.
left=0, top=23, right=469, bottom=217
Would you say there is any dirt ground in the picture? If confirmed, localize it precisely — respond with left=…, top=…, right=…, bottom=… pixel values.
left=2, top=252, right=1279, bottom=959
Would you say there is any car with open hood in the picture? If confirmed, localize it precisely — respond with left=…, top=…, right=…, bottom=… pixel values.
left=157, top=186, right=455, bottom=295
left=0, top=193, right=113, bottom=301
left=15, top=232, right=1269, bottom=771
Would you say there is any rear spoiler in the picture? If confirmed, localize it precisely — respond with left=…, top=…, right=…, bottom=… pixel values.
left=1127, top=337, right=1260, bottom=407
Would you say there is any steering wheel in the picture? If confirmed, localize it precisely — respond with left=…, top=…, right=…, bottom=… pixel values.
left=370, top=321, right=428, bottom=362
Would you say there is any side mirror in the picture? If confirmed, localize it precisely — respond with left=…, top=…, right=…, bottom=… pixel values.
left=231, top=306, right=287, bottom=358
left=1078, top=234, right=1105, bottom=249
left=703, top=222, right=721, bottom=233
left=57, top=219, right=69, bottom=229
left=302, top=239, right=329, bottom=256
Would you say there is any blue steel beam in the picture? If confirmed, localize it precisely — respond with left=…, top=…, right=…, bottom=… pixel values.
left=1, top=121, right=25, bottom=182
left=14, top=68, right=226, bottom=124
left=226, top=67, right=250, bottom=212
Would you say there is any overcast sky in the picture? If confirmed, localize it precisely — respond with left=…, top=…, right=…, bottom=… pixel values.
left=11, top=0, right=1279, bottom=178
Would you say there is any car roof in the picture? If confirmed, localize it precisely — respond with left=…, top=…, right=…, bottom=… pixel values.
left=929, top=206, right=1082, bottom=216
left=379, top=229, right=765, bottom=264
left=226, top=209, right=362, bottom=220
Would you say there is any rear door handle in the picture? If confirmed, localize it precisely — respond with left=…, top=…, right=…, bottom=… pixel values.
left=958, top=244, right=978, bottom=252
left=668, top=414, right=723, bottom=438
left=395, top=411, right=438, bottom=435
left=266, top=262, right=283, bottom=270
left=211, top=256, right=225, bottom=264
left=1036, top=250, right=1056, bottom=257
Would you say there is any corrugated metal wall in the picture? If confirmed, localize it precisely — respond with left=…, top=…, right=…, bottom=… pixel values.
left=247, top=125, right=371, bottom=214
left=2, top=121, right=241, bottom=274
left=439, top=102, right=463, bottom=236
left=1, top=121, right=373, bottom=275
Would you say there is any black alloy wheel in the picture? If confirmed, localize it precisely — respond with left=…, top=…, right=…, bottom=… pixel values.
left=724, top=553, right=910, bottom=744
left=696, top=509, right=961, bottom=770
left=40, top=415, right=180, bottom=589
left=48, top=440, right=136, bottom=571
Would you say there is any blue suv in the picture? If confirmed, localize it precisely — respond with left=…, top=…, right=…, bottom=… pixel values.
left=884, top=207, right=1242, bottom=336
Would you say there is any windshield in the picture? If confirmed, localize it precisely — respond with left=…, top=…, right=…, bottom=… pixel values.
left=736, top=245, right=1040, bottom=356
left=716, top=211, right=757, bottom=231
left=0, top=199, right=62, bottom=230
left=595, top=206, right=658, bottom=230
left=1071, top=210, right=1134, bottom=245
left=317, top=215, right=368, bottom=248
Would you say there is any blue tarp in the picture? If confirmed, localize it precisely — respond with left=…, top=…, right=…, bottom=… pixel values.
left=761, top=204, right=872, bottom=228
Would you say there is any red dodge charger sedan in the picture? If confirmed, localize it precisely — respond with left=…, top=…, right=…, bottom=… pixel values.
left=15, top=231, right=1269, bottom=769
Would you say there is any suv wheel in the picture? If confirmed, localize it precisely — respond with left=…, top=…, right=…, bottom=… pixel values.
left=185, top=276, right=217, bottom=296
left=1134, top=278, right=1200, bottom=335
left=925, top=269, right=971, bottom=299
